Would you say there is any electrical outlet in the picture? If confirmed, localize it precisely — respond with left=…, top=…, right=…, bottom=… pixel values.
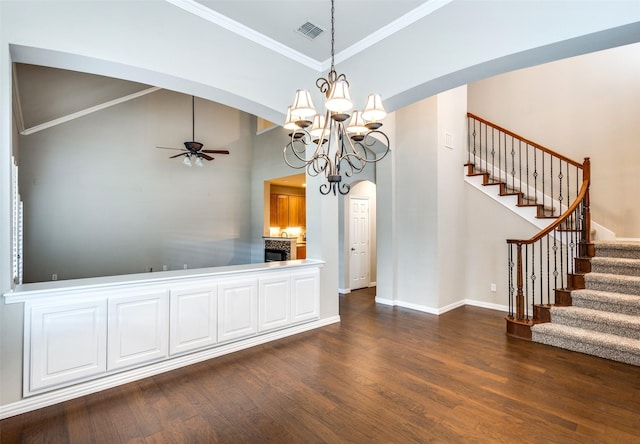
left=51, top=274, right=58, bottom=281
left=183, top=264, right=188, bottom=270
left=162, top=265, right=168, bottom=271
left=490, top=283, right=497, bottom=292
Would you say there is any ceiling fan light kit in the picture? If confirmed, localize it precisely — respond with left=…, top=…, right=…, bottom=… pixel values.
left=283, top=0, right=390, bottom=196
left=156, top=96, right=230, bottom=167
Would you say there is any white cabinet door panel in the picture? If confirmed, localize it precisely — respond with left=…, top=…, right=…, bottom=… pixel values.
left=170, top=285, right=217, bottom=355
left=108, top=291, right=168, bottom=371
left=28, top=299, right=107, bottom=393
left=291, top=270, right=320, bottom=324
left=218, top=279, right=258, bottom=343
left=258, top=276, right=290, bottom=332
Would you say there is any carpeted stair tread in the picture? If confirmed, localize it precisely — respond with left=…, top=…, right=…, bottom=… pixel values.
left=584, top=272, right=640, bottom=296
left=593, top=240, right=640, bottom=259
left=531, top=323, right=640, bottom=366
left=571, top=288, right=640, bottom=316
left=550, top=306, right=640, bottom=340
left=590, top=257, right=640, bottom=276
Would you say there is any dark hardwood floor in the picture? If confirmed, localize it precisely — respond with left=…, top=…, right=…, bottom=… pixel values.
left=2, top=287, right=639, bottom=443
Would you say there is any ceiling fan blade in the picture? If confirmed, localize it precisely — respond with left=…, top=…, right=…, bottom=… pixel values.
left=169, top=153, right=187, bottom=159
left=201, top=149, right=230, bottom=154
left=200, top=153, right=214, bottom=161
left=156, top=146, right=185, bottom=151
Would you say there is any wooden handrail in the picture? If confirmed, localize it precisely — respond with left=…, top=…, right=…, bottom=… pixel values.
left=507, top=158, right=590, bottom=245
left=467, top=112, right=584, bottom=168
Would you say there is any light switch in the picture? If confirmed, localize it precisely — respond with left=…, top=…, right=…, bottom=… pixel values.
left=445, top=132, right=454, bottom=149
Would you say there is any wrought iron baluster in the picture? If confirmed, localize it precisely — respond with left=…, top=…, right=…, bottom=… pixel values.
left=508, top=244, right=514, bottom=318
left=533, top=148, right=538, bottom=209
left=526, top=144, right=530, bottom=203
left=530, top=243, right=536, bottom=319
left=524, top=244, right=529, bottom=321
left=491, top=128, right=496, bottom=180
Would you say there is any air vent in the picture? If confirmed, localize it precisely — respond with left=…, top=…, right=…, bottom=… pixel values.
left=296, top=21, right=325, bottom=40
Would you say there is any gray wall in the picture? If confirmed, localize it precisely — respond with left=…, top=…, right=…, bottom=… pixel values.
left=19, top=90, right=254, bottom=282
left=468, top=42, right=640, bottom=238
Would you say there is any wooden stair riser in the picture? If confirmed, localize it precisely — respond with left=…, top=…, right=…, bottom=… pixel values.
left=555, top=288, right=573, bottom=306
left=505, top=317, right=532, bottom=340
left=534, top=305, right=552, bottom=323
left=568, top=273, right=585, bottom=289
left=575, top=257, right=592, bottom=274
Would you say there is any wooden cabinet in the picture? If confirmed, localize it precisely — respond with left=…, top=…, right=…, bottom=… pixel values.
left=169, top=284, right=218, bottom=356
left=270, top=194, right=305, bottom=228
left=27, top=299, right=107, bottom=393
left=288, top=195, right=306, bottom=227
left=270, top=194, right=289, bottom=228
left=107, top=290, right=169, bottom=371
left=296, top=245, right=306, bottom=260
left=217, top=279, right=258, bottom=343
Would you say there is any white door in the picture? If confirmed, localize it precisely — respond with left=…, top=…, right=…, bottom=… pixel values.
left=349, top=197, right=370, bottom=290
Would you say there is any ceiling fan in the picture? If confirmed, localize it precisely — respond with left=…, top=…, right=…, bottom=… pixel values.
left=156, top=95, right=230, bottom=167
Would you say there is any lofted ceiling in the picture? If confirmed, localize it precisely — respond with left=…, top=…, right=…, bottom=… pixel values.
left=9, top=0, right=640, bottom=133
left=13, top=0, right=445, bottom=134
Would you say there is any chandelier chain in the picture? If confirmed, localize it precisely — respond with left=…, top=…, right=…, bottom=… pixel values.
left=330, top=0, right=335, bottom=73
left=283, top=0, right=390, bottom=195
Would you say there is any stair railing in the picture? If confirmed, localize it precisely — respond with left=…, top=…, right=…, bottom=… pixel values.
left=507, top=162, right=590, bottom=323
left=466, top=114, right=591, bottom=324
left=467, top=113, right=584, bottom=216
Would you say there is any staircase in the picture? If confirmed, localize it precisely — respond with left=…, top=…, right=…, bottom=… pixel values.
left=465, top=113, right=639, bottom=367
left=532, top=241, right=640, bottom=366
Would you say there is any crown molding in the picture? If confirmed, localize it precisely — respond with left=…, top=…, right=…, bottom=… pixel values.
left=329, top=0, right=454, bottom=70
left=164, top=0, right=324, bottom=71
left=165, top=0, right=453, bottom=74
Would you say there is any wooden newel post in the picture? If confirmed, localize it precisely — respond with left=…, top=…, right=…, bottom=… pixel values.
left=515, top=243, right=524, bottom=321
left=583, top=157, right=591, bottom=245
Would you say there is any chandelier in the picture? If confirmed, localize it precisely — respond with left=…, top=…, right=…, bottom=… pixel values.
left=283, top=0, right=390, bottom=195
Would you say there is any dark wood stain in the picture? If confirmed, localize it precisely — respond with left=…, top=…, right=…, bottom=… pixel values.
left=2, top=287, right=639, bottom=443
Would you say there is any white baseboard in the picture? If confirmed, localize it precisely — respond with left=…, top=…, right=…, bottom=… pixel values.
left=375, top=297, right=508, bottom=315
left=0, top=316, right=340, bottom=420
left=338, top=288, right=350, bottom=294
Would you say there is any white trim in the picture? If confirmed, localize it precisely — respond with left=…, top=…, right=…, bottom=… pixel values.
left=165, top=0, right=323, bottom=71
left=375, top=298, right=509, bottom=315
left=165, top=0, right=453, bottom=73
left=338, top=288, right=350, bottom=294
left=330, top=0, right=454, bottom=70
left=20, top=87, right=161, bottom=136
left=465, top=166, right=616, bottom=241
left=369, top=281, right=376, bottom=287
left=464, top=299, right=509, bottom=313
left=0, top=315, right=340, bottom=420
left=11, top=63, right=24, bottom=133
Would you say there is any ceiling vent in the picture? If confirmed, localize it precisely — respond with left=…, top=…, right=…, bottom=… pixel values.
left=296, top=21, right=325, bottom=40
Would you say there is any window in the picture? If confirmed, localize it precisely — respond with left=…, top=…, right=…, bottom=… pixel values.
left=11, top=156, right=23, bottom=285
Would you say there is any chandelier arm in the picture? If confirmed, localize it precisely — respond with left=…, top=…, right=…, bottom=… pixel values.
left=319, top=182, right=332, bottom=195
left=283, top=138, right=313, bottom=169
left=338, top=182, right=351, bottom=195
left=356, top=130, right=392, bottom=164
left=282, top=0, right=390, bottom=196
